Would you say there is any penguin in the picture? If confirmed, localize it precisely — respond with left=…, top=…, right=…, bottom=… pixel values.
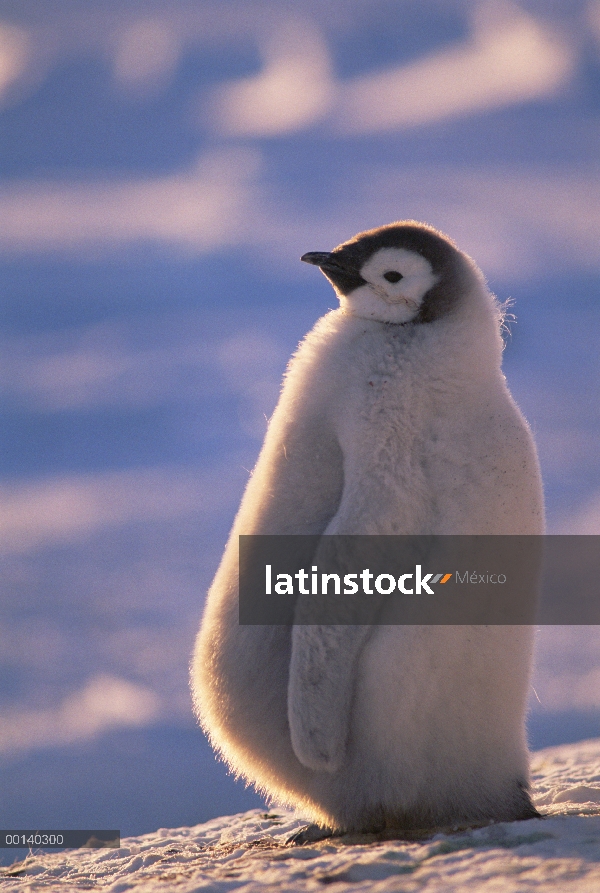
left=191, top=220, right=545, bottom=834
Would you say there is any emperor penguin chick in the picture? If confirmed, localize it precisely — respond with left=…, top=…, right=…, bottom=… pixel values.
left=192, top=221, right=544, bottom=833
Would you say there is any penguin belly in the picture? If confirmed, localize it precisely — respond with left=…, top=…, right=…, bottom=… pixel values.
left=307, top=625, right=536, bottom=831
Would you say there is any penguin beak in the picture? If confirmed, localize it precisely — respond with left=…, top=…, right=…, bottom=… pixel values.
left=300, top=252, right=339, bottom=270
left=301, top=251, right=366, bottom=295
left=301, top=251, right=351, bottom=277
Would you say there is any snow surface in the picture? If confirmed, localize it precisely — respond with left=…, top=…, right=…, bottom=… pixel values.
left=4, top=738, right=600, bottom=891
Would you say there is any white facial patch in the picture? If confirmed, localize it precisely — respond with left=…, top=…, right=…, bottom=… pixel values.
left=339, top=247, right=439, bottom=324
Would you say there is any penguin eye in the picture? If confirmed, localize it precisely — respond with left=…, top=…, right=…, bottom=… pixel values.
left=383, top=271, right=403, bottom=283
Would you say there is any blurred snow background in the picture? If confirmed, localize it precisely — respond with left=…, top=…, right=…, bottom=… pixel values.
left=2, top=0, right=600, bottom=861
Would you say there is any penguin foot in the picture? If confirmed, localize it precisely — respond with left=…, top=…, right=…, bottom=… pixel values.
left=287, top=824, right=336, bottom=845
left=517, top=801, right=543, bottom=821
left=516, top=781, right=542, bottom=820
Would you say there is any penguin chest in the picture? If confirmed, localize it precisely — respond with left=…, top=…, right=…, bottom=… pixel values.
left=330, top=347, right=455, bottom=533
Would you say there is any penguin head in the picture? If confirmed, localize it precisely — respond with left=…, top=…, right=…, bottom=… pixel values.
left=301, top=221, right=477, bottom=324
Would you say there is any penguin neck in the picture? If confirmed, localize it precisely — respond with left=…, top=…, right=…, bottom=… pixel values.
left=335, top=283, right=504, bottom=390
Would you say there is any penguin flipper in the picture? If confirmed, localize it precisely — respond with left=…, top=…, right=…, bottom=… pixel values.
left=288, top=624, right=371, bottom=772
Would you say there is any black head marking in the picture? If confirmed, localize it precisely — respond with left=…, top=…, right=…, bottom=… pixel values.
left=302, top=221, right=475, bottom=324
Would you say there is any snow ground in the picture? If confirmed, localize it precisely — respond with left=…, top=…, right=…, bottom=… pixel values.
left=4, top=738, right=600, bottom=892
